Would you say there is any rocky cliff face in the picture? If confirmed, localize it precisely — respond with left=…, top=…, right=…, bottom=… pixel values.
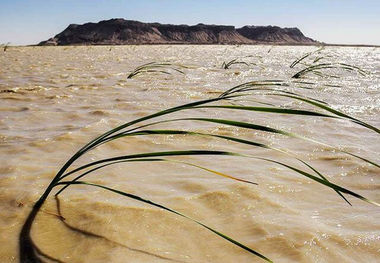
left=39, top=19, right=316, bottom=45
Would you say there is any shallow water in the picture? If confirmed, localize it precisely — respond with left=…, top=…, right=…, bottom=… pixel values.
left=0, top=45, right=379, bottom=263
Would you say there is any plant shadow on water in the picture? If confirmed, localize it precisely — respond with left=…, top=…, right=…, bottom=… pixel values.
left=19, top=51, right=379, bottom=263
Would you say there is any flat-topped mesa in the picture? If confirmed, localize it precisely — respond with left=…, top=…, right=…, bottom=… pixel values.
left=38, top=18, right=317, bottom=46
left=237, top=26, right=315, bottom=43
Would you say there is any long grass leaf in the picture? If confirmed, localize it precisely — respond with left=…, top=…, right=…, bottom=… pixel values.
left=255, top=158, right=379, bottom=206
left=101, top=129, right=351, bottom=205
left=55, top=181, right=273, bottom=262
left=59, top=150, right=238, bottom=181
left=56, top=148, right=377, bottom=206
left=101, top=113, right=379, bottom=169
left=290, top=47, right=324, bottom=68
left=193, top=105, right=337, bottom=118
left=292, top=63, right=367, bottom=79
left=271, top=94, right=380, bottom=134
left=56, top=157, right=257, bottom=196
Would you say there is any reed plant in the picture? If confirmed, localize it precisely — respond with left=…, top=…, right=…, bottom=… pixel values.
left=222, top=58, right=251, bottom=69
left=289, top=46, right=324, bottom=68
left=292, top=62, right=367, bottom=78
left=221, top=55, right=261, bottom=69
left=127, top=62, right=186, bottom=78
left=290, top=47, right=367, bottom=78
left=19, top=62, right=379, bottom=263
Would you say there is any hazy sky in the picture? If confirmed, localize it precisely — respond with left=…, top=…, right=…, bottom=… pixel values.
left=0, top=0, right=379, bottom=45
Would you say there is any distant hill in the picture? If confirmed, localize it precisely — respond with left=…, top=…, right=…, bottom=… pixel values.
left=39, top=18, right=317, bottom=46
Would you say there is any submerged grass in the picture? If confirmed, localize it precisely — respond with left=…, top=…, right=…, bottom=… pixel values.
left=222, top=58, right=250, bottom=69
left=292, top=62, right=367, bottom=78
left=127, top=62, right=187, bottom=79
left=290, top=46, right=324, bottom=68
left=19, top=53, right=379, bottom=263
left=290, top=47, right=368, bottom=79
left=221, top=55, right=260, bottom=69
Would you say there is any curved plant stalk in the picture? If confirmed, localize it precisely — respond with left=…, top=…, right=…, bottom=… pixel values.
left=267, top=93, right=379, bottom=134
left=19, top=95, right=239, bottom=263
left=127, top=62, right=187, bottom=79
left=53, top=196, right=190, bottom=263
left=56, top=157, right=258, bottom=196
left=219, top=80, right=288, bottom=97
left=313, top=56, right=325, bottom=63
left=19, top=80, right=379, bottom=263
left=56, top=148, right=377, bottom=205
left=104, top=114, right=379, bottom=169
left=56, top=181, right=274, bottom=262
left=97, top=110, right=378, bottom=181
left=292, top=63, right=367, bottom=79
left=219, top=82, right=378, bottom=134
left=290, top=48, right=368, bottom=80
left=312, top=70, right=340, bottom=79
left=227, top=98, right=278, bottom=107
left=216, top=91, right=380, bottom=167
left=57, top=130, right=351, bottom=205
left=222, top=59, right=250, bottom=69
left=221, top=55, right=262, bottom=69
left=18, top=93, right=261, bottom=263
left=290, top=46, right=324, bottom=68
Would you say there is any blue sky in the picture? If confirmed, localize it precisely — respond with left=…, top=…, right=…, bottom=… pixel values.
left=0, top=0, right=379, bottom=45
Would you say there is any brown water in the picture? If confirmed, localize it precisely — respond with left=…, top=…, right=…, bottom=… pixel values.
left=0, top=45, right=379, bottom=263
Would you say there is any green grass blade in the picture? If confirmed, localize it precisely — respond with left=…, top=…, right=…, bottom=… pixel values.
left=56, top=147, right=377, bottom=206
left=219, top=80, right=288, bottom=98
left=52, top=95, right=242, bottom=183
left=271, top=94, right=380, bottom=134
left=55, top=181, right=273, bottom=262
left=194, top=105, right=337, bottom=118
left=292, top=63, right=367, bottom=79
left=101, top=113, right=378, bottom=170
left=127, top=62, right=186, bottom=79
left=55, top=157, right=257, bottom=196
left=255, top=158, right=379, bottom=206
left=59, top=150, right=238, bottom=181
left=102, top=129, right=350, bottom=205
left=290, top=47, right=324, bottom=68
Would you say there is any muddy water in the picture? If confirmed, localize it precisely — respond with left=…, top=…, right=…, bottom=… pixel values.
left=0, top=45, right=379, bottom=263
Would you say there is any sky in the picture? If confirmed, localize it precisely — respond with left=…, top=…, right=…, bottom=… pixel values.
left=0, top=0, right=379, bottom=45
